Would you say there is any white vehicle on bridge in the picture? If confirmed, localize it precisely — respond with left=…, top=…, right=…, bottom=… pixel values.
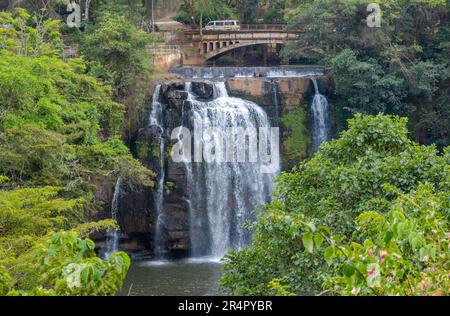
left=205, top=20, right=240, bottom=31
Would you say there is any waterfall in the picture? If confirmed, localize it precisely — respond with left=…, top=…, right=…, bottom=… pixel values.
left=149, top=85, right=166, bottom=257
left=105, top=177, right=122, bottom=258
left=182, top=81, right=279, bottom=258
left=214, top=81, right=229, bottom=98
left=311, top=78, right=330, bottom=151
left=271, top=81, right=280, bottom=126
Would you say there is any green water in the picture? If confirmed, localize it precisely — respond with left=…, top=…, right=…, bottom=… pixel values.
left=119, top=258, right=224, bottom=296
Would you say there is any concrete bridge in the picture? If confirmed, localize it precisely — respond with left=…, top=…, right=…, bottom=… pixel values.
left=183, top=25, right=301, bottom=63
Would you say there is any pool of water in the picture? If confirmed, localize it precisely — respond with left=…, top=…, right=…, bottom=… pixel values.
left=119, top=257, right=224, bottom=296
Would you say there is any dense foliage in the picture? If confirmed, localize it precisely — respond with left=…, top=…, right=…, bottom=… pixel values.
left=176, top=0, right=298, bottom=25
left=216, top=2, right=450, bottom=295
left=283, top=0, right=450, bottom=149
left=221, top=114, right=449, bottom=295
left=0, top=8, right=153, bottom=295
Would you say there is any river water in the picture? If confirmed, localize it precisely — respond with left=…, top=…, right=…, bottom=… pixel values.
left=119, top=259, right=224, bottom=296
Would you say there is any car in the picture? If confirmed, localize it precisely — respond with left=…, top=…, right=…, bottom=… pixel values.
left=205, top=20, right=240, bottom=31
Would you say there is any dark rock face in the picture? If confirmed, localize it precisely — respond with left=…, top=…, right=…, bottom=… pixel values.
left=191, top=81, right=214, bottom=101
left=316, top=75, right=334, bottom=95
left=117, top=185, right=154, bottom=235
left=161, top=79, right=187, bottom=109
left=110, top=78, right=191, bottom=256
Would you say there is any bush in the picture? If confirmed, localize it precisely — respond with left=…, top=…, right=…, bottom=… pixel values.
left=221, top=114, right=449, bottom=296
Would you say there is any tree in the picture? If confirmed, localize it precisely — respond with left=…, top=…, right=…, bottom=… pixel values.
left=0, top=178, right=130, bottom=295
left=0, top=9, right=154, bottom=295
left=79, top=11, right=155, bottom=98
left=0, top=10, right=154, bottom=190
left=282, top=0, right=450, bottom=148
left=176, top=0, right=236, bottom=31
left=220, top=114, right=449, bottom=295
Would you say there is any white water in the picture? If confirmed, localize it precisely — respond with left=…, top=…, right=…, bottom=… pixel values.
left=271, top=81, right=280, bottom=125
left=105, top=177, right=122, bottom=258
left=311, top=78, right=330, bottom=151
left=183, top=81, right=279, bottom=258
left=149, top=85, right=166, bottom=257
left=266, top=69, right=321, bottom=78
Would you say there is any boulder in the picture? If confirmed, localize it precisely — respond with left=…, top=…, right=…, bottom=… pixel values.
left=191, top=81, right=214, bottom=100
left=161, top=78, right=187, bottom=109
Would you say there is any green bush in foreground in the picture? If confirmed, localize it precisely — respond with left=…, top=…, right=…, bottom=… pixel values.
left=221, top=114, right=449, bottom=296
left=1, top=231, right=129, bottom=296
left=0, top=180, right=130, bottom=296
left=0, top=9, right=145, bottom=296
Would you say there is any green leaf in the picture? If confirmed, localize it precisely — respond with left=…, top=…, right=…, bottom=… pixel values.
left=302, top=232, right=314, bottom=254
left=324, top=246, right=335, bottom=265
left=343, top=263, right=355, bottom=277
left=314, top=233, right=324, bottom=248
left=307, top=222, right=317, bottom=233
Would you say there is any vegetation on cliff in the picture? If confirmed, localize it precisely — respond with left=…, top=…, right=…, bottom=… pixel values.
left=283, top=0, right=450, bottom=149
left=0, top=8, right=153, bottom=295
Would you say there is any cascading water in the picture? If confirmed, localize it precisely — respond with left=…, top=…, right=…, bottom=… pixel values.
left=149, top=85, right=166, bottom=257
left=181, top=81, right=279, bottom=258
left=105, top=177, right=122, bottom=258
left=271, top=81, right=280, bottom=126
left=311, top=78, right=330, bottom=151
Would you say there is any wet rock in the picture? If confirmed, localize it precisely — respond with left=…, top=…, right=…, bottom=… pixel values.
left=161, top=78, right=187, bottom=109
left=135, top=126, right=165, bottom=170
left=161, top=78, right=184, bottom=94
left=91, top=176, right=114, bottom=219
left=167, top=161, right=186, bottom=183
left=117, top=185, right=155, bottom=235
left=316, top=75, right=334, bottom=95
left=166, top=90, right=188, bottom=109
left=167, top=230, right=190, bottom=251
left=191, top=81, right=214, bottom=100
left=120, top=233, right=152, bottom=253
left=162, top=202, right=190, bottom=251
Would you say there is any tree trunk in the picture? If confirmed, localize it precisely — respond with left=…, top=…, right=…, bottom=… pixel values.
left=200, top=11, right=203, bottom=36
left=84, top=0, right=91, bottom=21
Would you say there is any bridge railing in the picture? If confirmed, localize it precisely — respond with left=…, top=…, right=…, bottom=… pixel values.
left=240, top=24, right=287, bottom=31
left=184, top=24, right=299, bottom=35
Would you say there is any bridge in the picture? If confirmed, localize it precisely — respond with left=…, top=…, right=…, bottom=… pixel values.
left=183, top=25, right=301, bottom=62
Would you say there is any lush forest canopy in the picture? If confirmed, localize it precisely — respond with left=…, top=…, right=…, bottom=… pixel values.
left=0, top=4, right=154, bottom=295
